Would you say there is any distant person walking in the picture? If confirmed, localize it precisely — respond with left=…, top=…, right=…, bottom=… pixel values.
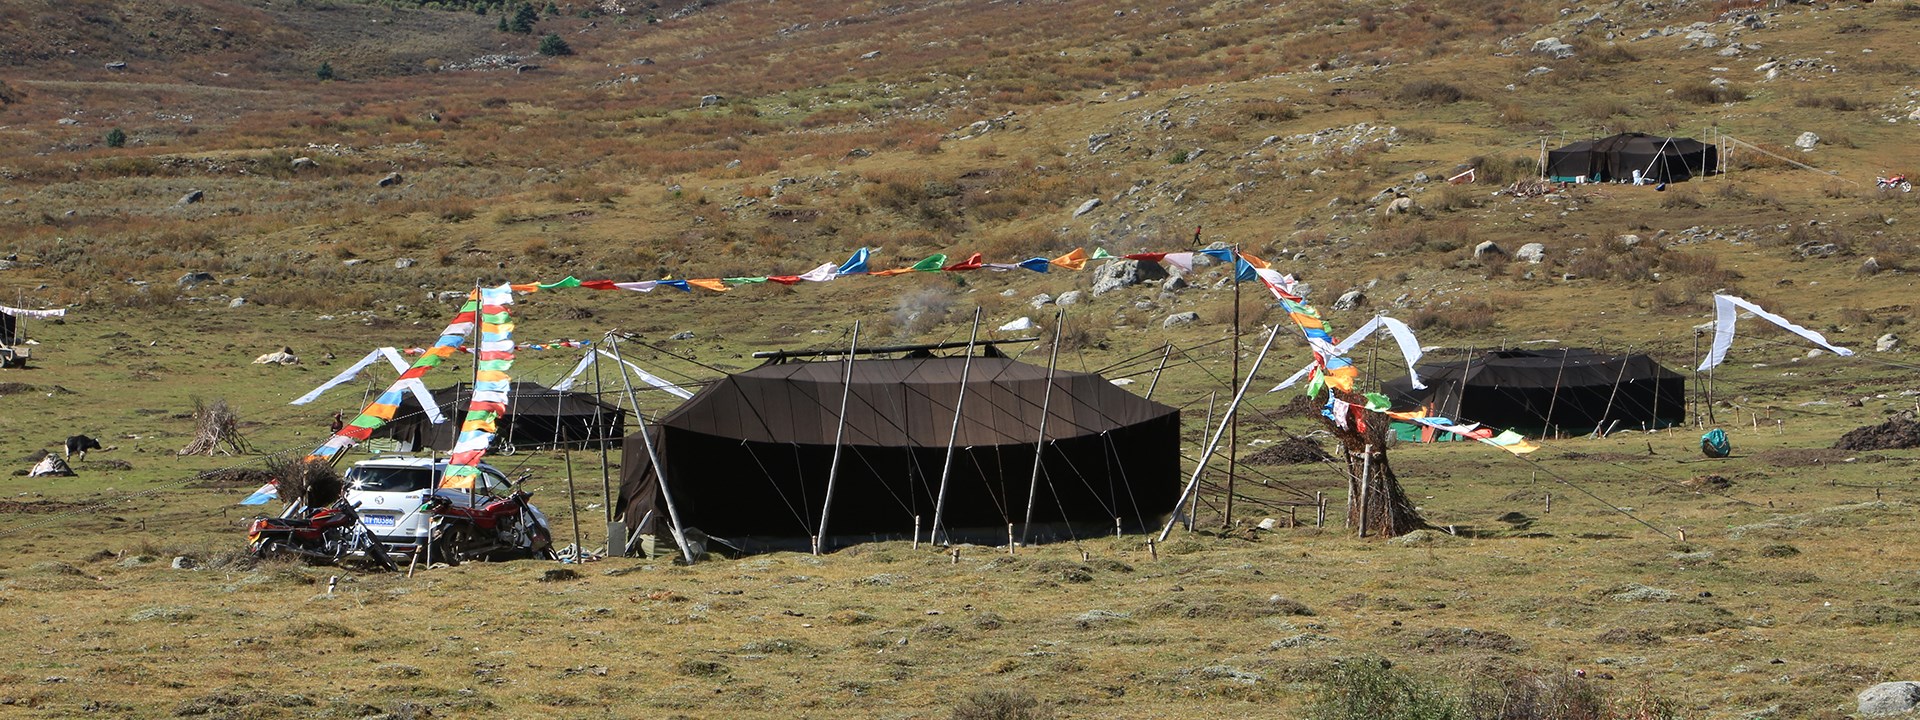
left=329, top=411, right=345, bottom=435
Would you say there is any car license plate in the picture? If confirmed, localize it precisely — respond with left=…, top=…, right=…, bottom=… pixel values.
left=362, top=514, right=396, bottom=527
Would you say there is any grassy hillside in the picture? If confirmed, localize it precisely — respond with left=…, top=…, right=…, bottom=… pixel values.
left=1, top=0, right=1918, bottom=716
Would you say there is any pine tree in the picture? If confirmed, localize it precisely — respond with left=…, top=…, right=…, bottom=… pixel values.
left=510, top=3, right=538, bottom=33
left=538, top=33, right=572, bottom=56
left=105, top=127, right=126, bottom=148
left=316, top=62, right=335, bottom=81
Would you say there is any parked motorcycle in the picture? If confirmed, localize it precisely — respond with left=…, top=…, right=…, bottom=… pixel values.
left=246, top=499, right=398, bottom=571
left=421, top=490, right=555, bottom=564
left=1877, top=174, right=1912, bottom=192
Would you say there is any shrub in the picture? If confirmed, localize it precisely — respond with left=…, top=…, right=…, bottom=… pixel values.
left=538, top=33, right=572, bottom=56
left=951, top=689, right=1053, bottom=720
left=1795, top=95, right=1863, bottom=111
left=0, top=78, right=19, bottom=104
left=1306, top=658, right=1457, bottom=720
left=316, top=62, right=334, bottom=81
left=510, top=4, right=538, bottom=33
left=1397, top=80, right=1467, bottom=104
left=105, top=127, right=126, bottom=148
left=1673, top=82, right=1746, bottom=104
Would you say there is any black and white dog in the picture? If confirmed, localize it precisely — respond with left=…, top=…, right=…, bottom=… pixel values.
left=64, top=435, right=102, bottom=461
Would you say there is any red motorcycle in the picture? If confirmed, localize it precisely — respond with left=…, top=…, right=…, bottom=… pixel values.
left=421, top=490, right=555, bottom=564
left=247, top=499, right=398, bottom=571
left=1877, top=174, right=1912, bottom=193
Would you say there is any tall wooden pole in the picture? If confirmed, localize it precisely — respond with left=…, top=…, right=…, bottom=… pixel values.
left=1190, top=391, right=1217, bottom=531
left=592, top=349, right=614, bottom=528
left=1692, top=331, right=1703, bottom=427
left=1225, top=245, right=1242, bottom=530
left=1543, top=347, right=1570, bottom=438
left=607, top=333, right=694, bottom=563
left=1593, top=345, right=1633, bottom=438
left=1143, top=343, right=1174, bottom=401
left=1160, top=324, right=1280, bottom=542
left=930, top=309, right=983, bottom=546
left=1020, top=309, right=1064, bottom=544
left=814, top=322, right=860, bottom=555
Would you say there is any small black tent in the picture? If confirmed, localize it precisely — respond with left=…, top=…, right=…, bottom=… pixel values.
left=1545, top=133, right=1719, bottom=184
left=1382, top=348, right=1684, bottom=435
left=618, top=353, right=1181, bottom=552
left=373, top=381, right=625, bottom=451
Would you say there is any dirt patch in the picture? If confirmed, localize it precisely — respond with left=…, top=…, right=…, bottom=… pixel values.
left=1687, top=474, right=1733, bottom=490
left=1245, top=436, right=1332, bottom=465
left=1834, top=415, right=1920, bottom=451
left=0, top=499, right=91, bottom=514
left=1757, top=447, right=1852, bottom=467
left=188, top=467, right=274, bottom=489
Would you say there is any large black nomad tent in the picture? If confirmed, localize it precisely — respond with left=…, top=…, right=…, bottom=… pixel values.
left=618, top=349, right=1181, bottom=553
left=1382, top=348, right=1684, bottom=435
left=1545, top=133, right=1719, bottom=184
left=373, top=381, right=626, bottom=451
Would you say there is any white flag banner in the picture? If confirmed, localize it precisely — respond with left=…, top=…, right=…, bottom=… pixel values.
left=1333, top=315, right=1426, bottom=390
left=292, top=347, right=445, bottom=423
left=1268, top=361, right=1317, bottom=393
left=1699, top=294, right=1854, bottom=372
left=552, top=350, right=598, bottom=392
left=291, top=348, right=397, bottom=405
left=597, top=349, right=695, bottom=400
left=0, top=305, right=66, bottom=319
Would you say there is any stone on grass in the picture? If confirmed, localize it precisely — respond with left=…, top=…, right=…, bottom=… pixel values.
left=1055, top=290, right=1084, bottom=306
left=1029, top=293, right=1054, bottom=309
left=1858, top=682, right=1920, bottom=717
left=1794, top=132, right=1819, bottom=149
left=1091, top=259, right=1169, bottom=296
left=998, top=317, right=1036, bottom=332
left=1162, top=312, right=1199, bottom=328
left=377, top=172, right=404, bottom=187
left=176, top=190, right=204, bottom=206
left=1473, top=241, right=1505, bottom=260
left=1072, top=198, right=1103, bottom=218
left=1515, top=243, right=1547, bottom=264
left=178, top=271, right=216, bottom=288
left=1877, top=333, right=1900, bottom=352
left=1331, top=290, right=1365, bottom=311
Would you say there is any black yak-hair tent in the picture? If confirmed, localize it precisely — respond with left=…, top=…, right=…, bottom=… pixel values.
left=1382, top=348, right=1684, bottom=436
left=373, top=381, right=625, bottom=451
left=618, top=351, right=1181, bottom=553
left=1545, top=133, right=1719, bottom=184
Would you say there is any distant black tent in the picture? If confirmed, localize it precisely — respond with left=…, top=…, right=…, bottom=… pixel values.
left=618, top=353, right=1181, bottom=553
left=1382, top=348, right=1684, bottom=436
left=373, top=381, right=625, bottom=451
left=1545, top=133, right=1719, bottom=184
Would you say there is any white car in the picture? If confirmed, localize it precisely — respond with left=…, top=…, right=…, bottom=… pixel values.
left=339, top=456, right=551, bottom=558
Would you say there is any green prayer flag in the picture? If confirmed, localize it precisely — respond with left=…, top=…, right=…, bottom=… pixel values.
left=539, top=276, right=583, bottom=290
left=910, top=254, right=948, bottom=272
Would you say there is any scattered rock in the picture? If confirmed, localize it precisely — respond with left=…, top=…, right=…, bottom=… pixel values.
left=1532, top=37, right=1575, bottom=59
left=1385, top=196, right=1415, bottom=215
left=228, top=298, right=246, bottom=308
left=1611, top=584, right=1678, bottom=603
left=1859, top=256, right=1881, bottom=275
left=176, top=189, right=204, bottom=206
left=377, top=172, right=403, bottom=188
left=1859, top=682, right=1920, bottom=717
left=1055, top=290, right=1084, bottom=306
left=700, top=94, right=725, bottom=107
left=998, top=317, right=1036, bottom=332
left=669, top=331, right=695, bottom=341
left=170, top=556, right=196, bottom=570
left=394, top=258, right=416, bottom=269
left=1794, top=132, right=1819, bottom=150
left=1029, top=293, right=1054, bottom=309
left=1473, top=241, right=1505, bottom=260
left=1515, top=243, right=1547, bottom=264
left=1331, top=289, right=1365, bottom=311
left=105, top=61, right=127, bottom=70
left=1162, top=276, right=1189, bottom=292
left=290, top=157, right=315, bottom=170
left=1162, top=312, right=1199, bottom=328
left=1090, top=259, right=1169, bottom=296
left=178, top=272, right=216, bottom=288
left=1877, top=333, right=1900, bottom=353
left=253, top=346, right=298, bottom=365
left=1072, top=198, right=1103, bottom=218
left=859, top=50, right=881, bottom=60
left=1795, top=241, right=1839, bottom=259
left=1616, top=234, right=1642, bottom=248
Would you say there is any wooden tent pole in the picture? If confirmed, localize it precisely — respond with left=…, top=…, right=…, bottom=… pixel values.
left=929, top=309, right=983, bottom=546
left=1159, top=324, right=1280, bottom=542
left=607, top=333, right=694, bottom=563
left=814, top=322, right=861, bottom=555
left=1020, top=309, right=1065, bottom=545
left=1451, top=346, right=1475, bottom=419
left=1692, top=331, right=1703, bottom=427
left=1190, top=391, right=1217, bottom=531
left=1225, top=246, right=1242, bottom=530
left=1143, top=343, right=1173, bottom=401
left=1543, top=348, right=1570, bottom=438
left=592, top=349, right=615, bottom=534
left=1592, top=345, right=1633, bottom=439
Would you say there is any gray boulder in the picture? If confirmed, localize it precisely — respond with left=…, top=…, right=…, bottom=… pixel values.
left=1162, top=276, right=1190, bottom=292
left=378, top=172, right=404, bottom=188
left=1877, top=333, right=1900, bottom=353
left=1859, top=682, right=1920, bottom=717
left=1860, top=256, right=1881, bottom=275
left=1515, top=242, right=1547, bottom=264
left=394, top=258, right=416, bottom=269
left=1616, top=234, right=1642, bottom=248
left=1331, top=290, right=1365, bottom=311
left=178, top=271, right=216, bottom=288
left=1162, top=312, right=1200, bottom=328
left=1531, top=37, right=1575, bottom=59
left=1794, top=132, right=1819, bottom=150
left=1073, top=198, right=1103, bottom=218
left=290, top=157, right=315, bottom=170
left=700, top=94, right=725, bottom=107
left=228, top=297, right=246, bottom=308
left=1056, top=290, right=1085, bottom=306
left=1091, top=259, right=1169, bottom=296
left=176, top=189, right=204, bottom=206
left=1029, top=293, right=1054, bottom=309
left=669, top=331, right=695, bottom=341
left=1473, top=241, right=1505, bottom=260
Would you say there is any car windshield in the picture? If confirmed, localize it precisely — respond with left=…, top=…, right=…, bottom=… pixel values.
left=345, top=466, right=436, bottom=493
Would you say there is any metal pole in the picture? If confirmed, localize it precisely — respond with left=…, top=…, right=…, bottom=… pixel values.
left=1020, top=309, right=1064, bottom=544
left=814, top=322, right=860, bottom=554
left=1160, top=324, right=1281, bottom=542
left=1143, top=343, right=1174, bottom=401
left=929, top=308, right=983, bottom=546
left=606, top=333, right=694, bottom=563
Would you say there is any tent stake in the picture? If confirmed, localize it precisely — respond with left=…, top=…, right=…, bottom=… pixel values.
left=1007, top=524, right=1015, bottom=555
left=1315, top=491, right=1325, bottom=527
left=607, top=333, right=695, bottom=564
left=815, top=322, right=861, bottom=555
left=930, top=308, right=982, bottom=546
left=1159, top=324, right=1281, bottom=542
left=1021, top=309, right=1065, bottom=545
left=913, top=515, right=921, bottom=550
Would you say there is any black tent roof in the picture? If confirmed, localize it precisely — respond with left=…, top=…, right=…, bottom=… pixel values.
left=371, top=381, right=625, bottom=451
left=1545, top=132, right=1719, bottom=183
left=1382, top=348, right=1684, bottom=434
